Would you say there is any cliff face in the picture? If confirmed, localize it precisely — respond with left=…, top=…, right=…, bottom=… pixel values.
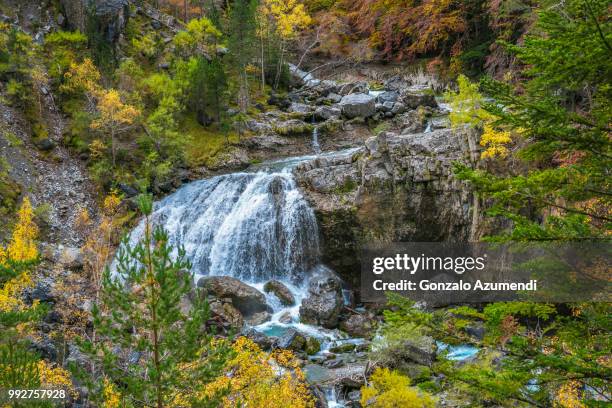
left=294, top=127, right=484, bottom=287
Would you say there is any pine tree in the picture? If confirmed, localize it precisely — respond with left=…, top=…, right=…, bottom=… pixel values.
left=455, top=0, right=611, bottom=241
left=76, top=195, right=231, bottom=408
left=227, top=0, right=258, bottom=114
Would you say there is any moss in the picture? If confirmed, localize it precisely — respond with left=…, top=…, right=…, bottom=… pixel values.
left=334, top=177, right=358, bottom=194
left=3, top=131, right=23, bottom=147
left=181, top=115, right=241, bottom=167
left=273, top=122, right=314, bottom=136
left=372, top=121, right=390, bottom=135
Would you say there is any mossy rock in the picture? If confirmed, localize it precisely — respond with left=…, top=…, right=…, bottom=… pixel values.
left=305, top=337, right=321, bottom=355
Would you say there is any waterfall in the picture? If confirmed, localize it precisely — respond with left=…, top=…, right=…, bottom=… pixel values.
left=312, top=126, right=321, bottom=154
left=124, top=168, right=320, bottom=284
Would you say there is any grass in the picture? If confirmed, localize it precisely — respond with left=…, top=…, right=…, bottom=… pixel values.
left=181, top=115, right=241, bottom=167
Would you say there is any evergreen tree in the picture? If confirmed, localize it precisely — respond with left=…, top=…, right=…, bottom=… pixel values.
left=455, top=0, right=611, bottom=241
left=227, top=0, right=258, bottom=114
left=76, top=195, right=231, bottom=408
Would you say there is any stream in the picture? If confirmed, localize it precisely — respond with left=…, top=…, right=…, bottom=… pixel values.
left=123, top=100, right=476, bottom=407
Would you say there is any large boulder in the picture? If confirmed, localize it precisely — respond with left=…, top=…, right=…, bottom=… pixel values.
left=198, top=276, right=269, bottom=316
left=401, top=92, right=438, bottom=109
left=264, top=280, right=295, bottom=306
left=339, top=314, right=377, bottom=338
left=209, top=299, right=244, bottom=329
left=339, top=94, right=376, bottom=119
left=299, top=275, right=344, bottom=329
left=277, top=328, right=307, bottom=351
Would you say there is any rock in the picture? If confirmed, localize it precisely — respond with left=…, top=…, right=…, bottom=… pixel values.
left=60, top=246, right=84, bottom=270
left=245, top=311, right=272, bottom=326
left=324, top=358, right=345, bottom=369
left=157, top=61, right=170, bottom=70
left=294, top=127, right=481, bottom=289
left=347, top=390, right=362, bottom=407
left=402, top=336, right=437, bottom=366
left=401, top=92, right=438, bottom=109
left=339, top=93, right=376, bottom=119
left=57, top=13, right=66, bottom=27
left=340, top=314, right=376, bottom=338
left=242, top=328, right=275, bottom=350
left=278, top=328, right=307, bottom=351
left=377, top=91, right=399, bottom=104
left=330, top=343, right=356, bottom=354
left=314, top=105, right=342, bottom=121
left=305, top=337, right=321, bottom=355
left=66, top=343, right=90, bottom=369
left=199, top=276, right=269, bottom=316
left=391, top=101, right=407, bottom=115
left=209, top=300, right=244, bottom=329
left=465, top=322, right=485, bottom=341
left=289, top=102, right=314, bottom=114
left=25, top=278, right=55, bottom=304
left=263, top=280, right=295, bottom=306
left=117, top=182, right=138, bottom=197
left=338, top=81, right=368, bottom=96
left=326, top=93, right=342, bottom=103
left=267, top=94, right=291, bottom=110
left=299, top=275, right=344, bottom=329
left=381, top=101, right=394, bottom=112
left=278, top=311, right=293, bottom=323
left=30, top=337, right=58, bottom=361
left=36, top=138, right=55, bottom=151
left=384, top=75, right=409, bottom=92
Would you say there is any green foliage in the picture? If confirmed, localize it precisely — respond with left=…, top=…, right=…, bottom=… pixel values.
left=43, top=30, right=88, bottom=84
left=456, top=0, right=611, bottom=240
left=75, top=195, right=231, bottom=407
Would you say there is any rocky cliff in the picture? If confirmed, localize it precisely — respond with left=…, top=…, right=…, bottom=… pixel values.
left=294, top=127, right=484, bottom=287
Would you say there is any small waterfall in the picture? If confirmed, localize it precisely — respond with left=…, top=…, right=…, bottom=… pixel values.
left=124, top=168, right=320, bottom=284
left=312, top=115, right=321, bottom=155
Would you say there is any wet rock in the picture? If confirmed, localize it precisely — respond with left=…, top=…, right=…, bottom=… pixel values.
left=243, top=328, right=275, bottom=350
left=330, top=343, right=356, bottom=354
left=347, top=390, right=362, bottom=407
left=299, top=275, right=343, bottom=329
left=324, top=358, right=345, bottom=369
left=199, top=276, right=269, bottom=316
left=209, top=299, right=244, bottom=329
left=465, top=322, right=485, bottom=341
left=278, top=311, right=293, bottom=323
left=117, top=182, right=138, bottom=197
left=263, top=280, right=295, bottom=306
left=384, top=75, right=409, bottom=92
left=340, top=314, right=376, bottom=338
left=305, top=337, right=321, bottom=355
left=245, top=311, right=272, bottom=326
left=339, top=93, right=376, bottom=119
left=277, top=328, right=307, bottom=351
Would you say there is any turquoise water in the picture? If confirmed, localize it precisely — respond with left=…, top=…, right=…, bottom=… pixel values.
left=437, top=342, right=479, bottom=361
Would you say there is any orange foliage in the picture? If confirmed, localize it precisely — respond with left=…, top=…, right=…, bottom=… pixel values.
left=347, top=0, right=467, bottom=59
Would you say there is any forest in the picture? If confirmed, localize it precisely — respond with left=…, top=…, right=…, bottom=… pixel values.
left=0, top=0, right=610, bottom=407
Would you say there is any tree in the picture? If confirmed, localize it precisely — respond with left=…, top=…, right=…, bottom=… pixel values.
left=227, top=0, right=259, bottom=113
left=204, top=337, right=315, bottom=408
left=259, top=0, right=311, bottom=89
left=76, top=195, right=230, bottom=408
left=0, top=198, right=74, bottom=406
left=360, top=367, right=436, bottom=408
left=90, top=88, right=141, bottom=167
left=455, top=0, right=611, bottom=241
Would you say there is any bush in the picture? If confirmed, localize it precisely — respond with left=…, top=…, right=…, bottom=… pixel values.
left=361, top=368, right=436, bottom=407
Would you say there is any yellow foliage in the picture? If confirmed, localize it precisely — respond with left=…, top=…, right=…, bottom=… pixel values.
left=204, top=337, right=315, bottom=408
left=61, top=57, right=101, bottom=96
left=361, top=368, right=436, bottom=408
left=0, top=198, right=38, bottom=314
left=555, top=380, right=585, bottom=408
left=261, top=0, right=312, bottom=39
left=102, top=377, right=122, bottom=408
left=90, top=89, right=140, bottom=132
left=480, top=124, right=511, bottom=159
left=38, top=360, right=74, bottom=392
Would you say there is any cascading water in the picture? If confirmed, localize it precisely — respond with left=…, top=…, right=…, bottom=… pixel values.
left=124, top=168, right=320, bottom=284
